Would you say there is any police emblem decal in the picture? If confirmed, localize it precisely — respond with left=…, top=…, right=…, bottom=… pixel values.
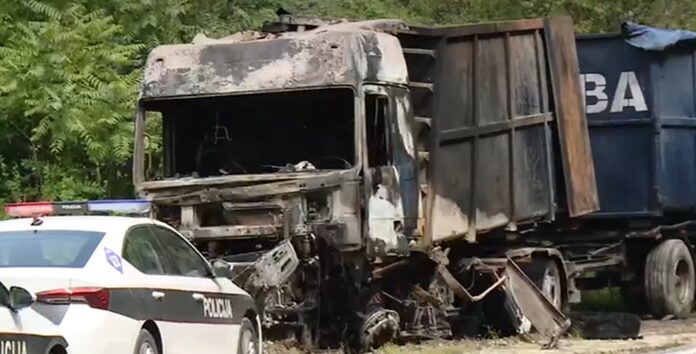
left=105, top=247, right=123, bottom=274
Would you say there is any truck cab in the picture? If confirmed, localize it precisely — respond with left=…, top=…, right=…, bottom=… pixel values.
left=133, top=21, right=422, bottom=259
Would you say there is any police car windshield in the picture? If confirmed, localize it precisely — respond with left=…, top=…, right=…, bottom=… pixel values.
left=0, top=230, right=105, bottom=268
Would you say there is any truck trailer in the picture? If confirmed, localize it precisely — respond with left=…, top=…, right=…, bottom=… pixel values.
left=130, top=14, right=674, bottom=351
left=569, top=23, right=696, bottom=318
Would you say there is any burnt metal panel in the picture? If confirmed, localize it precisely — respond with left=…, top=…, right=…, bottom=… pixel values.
left=422, top=19, right=572, bottom=243
left=544, top=17, right=599, bottom=217
left=140, top=29, right=408, bottom=99
left=406, top=19, right=546, bottom=38
left=577, top=33, right=696, bottom=217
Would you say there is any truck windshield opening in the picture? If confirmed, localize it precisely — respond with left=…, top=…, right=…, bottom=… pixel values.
left=143, top=88, right=355, bottom=180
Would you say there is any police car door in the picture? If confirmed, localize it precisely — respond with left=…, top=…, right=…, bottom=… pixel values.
left=149, top=225, right=237, bottom=354
left=121, top=224, right=196, bottom=354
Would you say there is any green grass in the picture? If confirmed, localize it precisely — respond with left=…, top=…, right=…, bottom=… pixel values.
left=572, top=288, right=628, bottom=312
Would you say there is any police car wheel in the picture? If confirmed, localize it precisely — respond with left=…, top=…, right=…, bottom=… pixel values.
left=134, top=329, right=159, bottom=354
left=238, top=318, right=259, bottom=354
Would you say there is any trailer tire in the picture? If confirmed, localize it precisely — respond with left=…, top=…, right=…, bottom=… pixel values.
left=645, top=239, right=695, bottom=318
left=522, top=258, right=564, bottom=311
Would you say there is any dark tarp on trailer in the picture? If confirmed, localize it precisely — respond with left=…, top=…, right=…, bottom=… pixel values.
left=622, top=22, right=696, bottom=51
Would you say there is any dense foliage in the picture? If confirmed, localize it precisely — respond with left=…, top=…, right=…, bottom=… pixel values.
left=0, top=0, right=695, bottom=203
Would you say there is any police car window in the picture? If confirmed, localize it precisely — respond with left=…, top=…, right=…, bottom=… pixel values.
left=0, top=230, right=104, bottom=268
left=122, top=226, right=165, bottom=275
left=151, top=227, right=211, bottom=278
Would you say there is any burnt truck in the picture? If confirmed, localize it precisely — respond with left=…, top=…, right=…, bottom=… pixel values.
left=130, top=14, right=645, bottom=350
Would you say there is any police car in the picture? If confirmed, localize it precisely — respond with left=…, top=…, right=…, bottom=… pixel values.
left=0, top=199, right=261, bottom=354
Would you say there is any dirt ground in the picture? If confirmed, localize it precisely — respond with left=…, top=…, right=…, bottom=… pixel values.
left=264, top=316, right=696, bottom=354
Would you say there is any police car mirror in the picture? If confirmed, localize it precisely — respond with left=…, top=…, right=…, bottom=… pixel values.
left=212, top=260, right=233, bottom=279
left=0, top=282, right=8, bottom=308
left=8, top=286, right=35, bottom=311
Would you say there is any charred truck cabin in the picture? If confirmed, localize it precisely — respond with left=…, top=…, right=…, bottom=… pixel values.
left=133, top=15, right=596, bottom=350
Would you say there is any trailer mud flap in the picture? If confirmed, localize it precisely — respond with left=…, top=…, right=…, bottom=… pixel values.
left=544, top=16, right=599, bottom=217
left=502, top=259, right=571, bottom=348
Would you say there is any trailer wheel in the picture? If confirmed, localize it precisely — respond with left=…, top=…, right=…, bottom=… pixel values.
left=523, top=258, right=563, bottom=311
left=645, top=239, right=695, bottom=318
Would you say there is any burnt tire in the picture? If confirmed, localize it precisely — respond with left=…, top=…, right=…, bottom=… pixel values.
left=522, top=258, right=564, bottom=311
left=645, top=239, right=695, bottom=318
left=134, top=329, right=159, bottom=354
left=569, top=311, right=641, bottom=339
left=238, top=318, right=259, bottom=354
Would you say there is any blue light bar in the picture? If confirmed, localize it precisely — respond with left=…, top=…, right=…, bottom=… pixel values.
left=87, top=199, right=151, bottom=215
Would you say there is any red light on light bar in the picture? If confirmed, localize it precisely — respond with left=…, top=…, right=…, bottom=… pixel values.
left=3, top=202, right=54, bottom=218
left=36, top=287, right=110, bottom=310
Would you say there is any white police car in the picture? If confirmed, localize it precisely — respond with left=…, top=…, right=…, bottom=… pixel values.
left=0, top=199, right=261, bottom=354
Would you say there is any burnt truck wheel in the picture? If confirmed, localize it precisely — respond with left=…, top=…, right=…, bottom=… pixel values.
left=296, top=322, right=314, bottom=350
left=523, top=258, right=564, bottom=311
left=645, top=239, right=696, bottom=318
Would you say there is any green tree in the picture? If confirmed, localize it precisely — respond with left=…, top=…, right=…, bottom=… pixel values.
left=0, top=0, right=143, bottom=201
left=2, top=0, right=696, bottom=206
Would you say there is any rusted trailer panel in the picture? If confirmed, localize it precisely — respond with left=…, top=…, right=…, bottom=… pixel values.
left=545, top=17, right=599, bottom=217
left=403, top=17, right=597, bottom=243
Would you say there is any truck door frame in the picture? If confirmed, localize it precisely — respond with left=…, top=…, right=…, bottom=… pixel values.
left=361, top=84, right=419, bottom=253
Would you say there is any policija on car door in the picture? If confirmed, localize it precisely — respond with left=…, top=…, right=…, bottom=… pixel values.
left=121, top=224, right=237, bottom=354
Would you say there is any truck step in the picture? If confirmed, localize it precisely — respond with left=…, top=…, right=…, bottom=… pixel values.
left=415, top=116, right=432, bottom=127
left=403, top=48, right=436, bottom=58
left=409, top=81, right=434, bottom=92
